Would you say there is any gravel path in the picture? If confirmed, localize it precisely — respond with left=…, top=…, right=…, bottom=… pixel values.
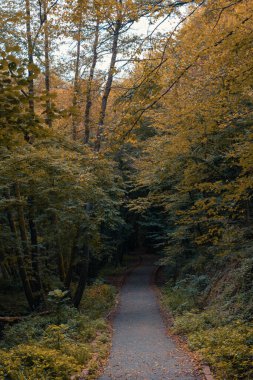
left=99, top=258, right=201, bottom=380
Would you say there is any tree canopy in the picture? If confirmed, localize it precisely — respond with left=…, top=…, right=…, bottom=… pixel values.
left=0, top=0, right=253, bottom=378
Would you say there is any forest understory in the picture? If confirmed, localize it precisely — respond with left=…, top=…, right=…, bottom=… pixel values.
left=0, top=0, right=253, bottom=379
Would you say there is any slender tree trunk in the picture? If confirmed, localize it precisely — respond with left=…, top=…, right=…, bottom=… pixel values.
left=0, top=242, right=11, bottom=280
left=52, top=213, right=66, bottom=282
left=14, top=183, right=32, bottom=270
left=95, top=18, right=122, bottom=151
left=83, top=20, right=99, bottom=144
left=72, top=16, right=82, bottom=141
left=246, top=199, right=251, bottom=222
left=42, top=0, right=52, bottom=127
left=64, top=230, right=79, bottom=289
left=25, top=0, right=35, bottom=115
left=28, top=196, right=45, bottom=305
left=0, top=263, right=10, bottom=280
left=73, top=245, right=89, bottom=308
left=6, top=188, right=35, bottom=310
left=57, top=239, right=66, bottom=283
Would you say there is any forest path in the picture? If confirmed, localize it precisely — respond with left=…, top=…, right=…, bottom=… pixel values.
left=99, top=256, right=200, bottom=380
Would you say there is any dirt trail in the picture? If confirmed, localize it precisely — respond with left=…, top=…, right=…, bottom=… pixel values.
left=99, top=257, right=201, bottom=380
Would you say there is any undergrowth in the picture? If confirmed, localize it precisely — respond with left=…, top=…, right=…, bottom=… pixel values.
left=161, top=263, right=253, bottom=380
left=0, top=283, right=116, bottom=380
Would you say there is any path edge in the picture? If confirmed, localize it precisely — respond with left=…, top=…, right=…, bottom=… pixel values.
left=97, top=254, right=143, bottom=379
left=152, top=265, right=215, bottom=380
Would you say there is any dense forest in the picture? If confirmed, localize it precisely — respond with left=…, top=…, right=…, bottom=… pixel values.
left=0, top=0, right=253, bottom=379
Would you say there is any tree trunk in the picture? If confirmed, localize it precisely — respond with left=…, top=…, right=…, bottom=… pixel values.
left=6, top=189, right=35, bottom=310
left=95, top=18, right=122, bottom=151
left=14, top=183, right=32, bottom=271
left=52, top=213, right=66, bottom=282
left=72, top=15, right=82, bottom=141
left=42, top=0, right=52, bottom=127
left=64, top=230, right=79, bottom=289
left=83, top=20, right=99, bottom=144
left=0, top=242, right=11, bottom=280
left=73, top=245, right=89, bottom=308
left=25, top=0, right=35, bottom=117
left=28, top=196, right=45, bottom=306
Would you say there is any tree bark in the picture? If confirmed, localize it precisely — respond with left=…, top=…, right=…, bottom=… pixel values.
left=51, top=213, right=66, bottom=283
left=72, top=15, right=82, bottom=141
left=64, top=230, right=79, bottom=289
left=0, top=242, right=11, bottom=280
left=25, top=0, right=35, bottom=117
left=83, top=20, right=99, bottom=144
left=73, top=245, right=89, bottom=308
left=6, top=188, right=35, bottom=310
left=28, top=196, right=45, bottom=306
left=14, top=183, right=32, bottom=271
left=42, top=0, right=52, bottom=127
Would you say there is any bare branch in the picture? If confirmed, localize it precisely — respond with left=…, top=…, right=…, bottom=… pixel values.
left=32, top=0, right=60, bottom=51
left=213, top=0, right=245, bottom=29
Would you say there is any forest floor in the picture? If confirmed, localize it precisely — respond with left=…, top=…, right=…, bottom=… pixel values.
left=99, top=256, right=202, bottom=380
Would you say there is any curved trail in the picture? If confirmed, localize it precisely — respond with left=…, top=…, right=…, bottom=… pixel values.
left=99, top=258, right=200, bottom=380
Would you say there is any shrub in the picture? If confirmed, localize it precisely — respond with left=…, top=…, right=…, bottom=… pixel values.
left=161, top=275, right=209, bottom=315
left=0, top=344, right=82, bottom=380
left=161, top=274, right=253, bottom=380
left=173, top=309, right=221, bottom=334
left=0, top=284, right=115, bottom=379
left=80, top=284, right=116, bottom=319
left=1, top=306, right=78, bottom=348
left=42, top=324, right=69, bottom=349
left=161, top=287, right=197, bottom=314
left=189, top=322, right=253, bottom=379
left=0, top=308, right=111, bottom=379
left=1, top=315, right=55, bottom=348
left=175, top=275, right=209, bottom=294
